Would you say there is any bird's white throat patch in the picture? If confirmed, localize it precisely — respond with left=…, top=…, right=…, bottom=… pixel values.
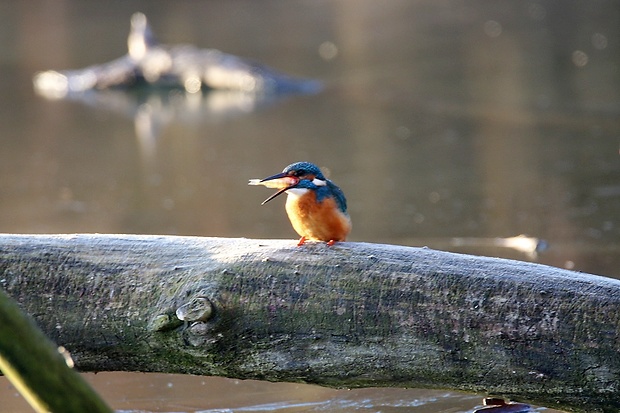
left=286, top=188, right=310, bottom=198
left=286, top=179, right=325, bottom=198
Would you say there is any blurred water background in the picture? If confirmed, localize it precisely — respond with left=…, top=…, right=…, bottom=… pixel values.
left=1, top=1, right=619, bottom=412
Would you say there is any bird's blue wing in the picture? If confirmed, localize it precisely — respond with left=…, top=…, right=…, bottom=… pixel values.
left=326, top=180, right=348, bottom=213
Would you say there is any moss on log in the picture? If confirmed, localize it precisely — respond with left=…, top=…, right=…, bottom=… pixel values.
left=1, top=234, right=619, bottom=412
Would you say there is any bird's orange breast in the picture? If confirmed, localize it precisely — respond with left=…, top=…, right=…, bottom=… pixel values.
left=285, top=190, right=351, bottom=242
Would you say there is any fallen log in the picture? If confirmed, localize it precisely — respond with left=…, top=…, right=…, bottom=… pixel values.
left=1, top=234, right=618, bottom=412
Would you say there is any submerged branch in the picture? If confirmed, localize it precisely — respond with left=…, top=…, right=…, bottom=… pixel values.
left=1, top=234, right=619, bottom=412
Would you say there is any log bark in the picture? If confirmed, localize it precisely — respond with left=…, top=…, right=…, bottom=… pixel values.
left=1, top=234, right=619, bottom=412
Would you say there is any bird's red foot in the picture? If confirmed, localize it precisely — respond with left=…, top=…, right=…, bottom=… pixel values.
left=297, top=236, right=307, bottom=246
left=327, top=239, right=336, bottom=246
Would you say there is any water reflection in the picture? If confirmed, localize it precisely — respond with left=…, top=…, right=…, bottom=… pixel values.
left=35, top=87, right=286, bottom=165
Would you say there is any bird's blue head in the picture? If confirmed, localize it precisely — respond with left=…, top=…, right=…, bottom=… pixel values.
left=281, top=162, right=326, bottom=181
left=250, top=161, right=329, bottom=205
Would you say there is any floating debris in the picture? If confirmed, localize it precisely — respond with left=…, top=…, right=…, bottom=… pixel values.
left=450, top=234, right=548, bottom=259
left=34, top=12, right=322, bottom=99
left=473, top=397, right=532, bottom=412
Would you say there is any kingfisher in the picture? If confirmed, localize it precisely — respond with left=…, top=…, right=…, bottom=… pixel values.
left=249, top=162, right=351, bottom=246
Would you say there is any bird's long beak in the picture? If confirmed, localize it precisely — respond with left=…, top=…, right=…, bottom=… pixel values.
left=248, top=172, right=299, bottom=205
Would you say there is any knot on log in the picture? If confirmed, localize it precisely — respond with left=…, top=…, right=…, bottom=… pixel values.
left=147, top=312, right=183, bottom=332
left=183, top=322, right=224, bottom=348
left=148, top=285, right=224, bottom=348
left=148, top=285, right=219, bottom=334
left=176, top=297, right=214, bottom=323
